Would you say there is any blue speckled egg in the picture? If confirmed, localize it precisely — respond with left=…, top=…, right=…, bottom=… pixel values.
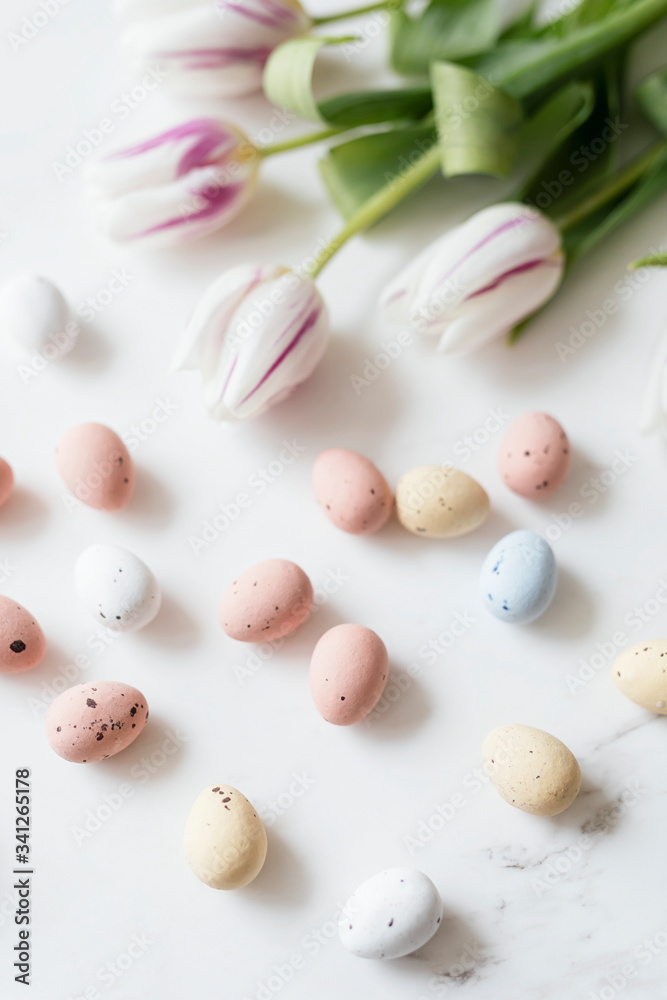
left=480, top=530, right=557, bottom=624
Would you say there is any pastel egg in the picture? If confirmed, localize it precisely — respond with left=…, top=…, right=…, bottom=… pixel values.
left=56, top=422, right=134, bottom=510
left=339, top=868, right=442, bottom=959
left=310, top=624, right=388, bottom=725
left=183, top=783, right=267, bottom=890
left=312, top=448, right=392, bottom=535
left=613, top=639, right=667, bottom=713
left=395, top=465, right=489, bottom=538
left=0, top=272, right=77, bottom=362
left=75, top=543, right=161, bottom=632
left=480, top=529, right=556, bottom=624
left=0, top=596, right=46, bottom=673
left=0, top=458, right=14, bottom=507
left=45, top=681, right=148, bottom=762
left=483, top=724, right=581, bottom=816
left=499, top=412, right=570, bottom=499
left=220, top=559, right=313, bottom=642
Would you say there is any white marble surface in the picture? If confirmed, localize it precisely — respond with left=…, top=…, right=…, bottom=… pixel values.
left=1, top=2, right=667, bottom=998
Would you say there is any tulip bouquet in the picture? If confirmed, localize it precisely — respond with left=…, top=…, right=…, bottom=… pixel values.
left=93, top=0, right=667, bottom=419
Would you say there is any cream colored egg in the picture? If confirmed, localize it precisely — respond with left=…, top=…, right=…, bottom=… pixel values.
left=614, top=640, right=667, bottom=713
left=395, top=465, right=489, bottom=538
left=482, top=724, right=581, bottom=816
left=183, top=784, right=267, bottom=890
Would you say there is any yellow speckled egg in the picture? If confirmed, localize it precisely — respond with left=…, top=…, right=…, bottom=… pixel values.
left=183, top=784, right=267, bottom=890
left=614, top=639, right=667, bottom=713
left=483, top=724, right=581, bottom=816
left=395, top=465, right=489, bottom=538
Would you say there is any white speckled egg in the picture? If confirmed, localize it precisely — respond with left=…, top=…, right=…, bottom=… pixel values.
left=0, top=272, right=78, bottom=361
left=395, top=465, right=489, bottom=538
left=483, top=724, right=581, bottom=816
left=183, top=784, right=267, bottom=890
left=75, top=543, right=161, bottom=632
left=480, top=529, right=556, bottom=624
left=613, top=639, right=667, bottom=713
left=339, top=868, right=442, bottom=959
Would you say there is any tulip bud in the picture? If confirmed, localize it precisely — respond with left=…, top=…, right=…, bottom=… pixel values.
left=118, top=0, right=312, bottom=98
left=381, top=202, right=565, bottom=354
left=84, top=118, right=259, bottom=246
left=173, top=264, right=329, bottom=421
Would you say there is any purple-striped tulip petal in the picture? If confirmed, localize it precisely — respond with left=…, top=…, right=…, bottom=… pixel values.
left=380, top=203, right=565, bottom=354
left=118, top=0, right=311, bottom=97
left=84, top=119, right=259, bottom=246
left=173, top=264, right=330, bottom=421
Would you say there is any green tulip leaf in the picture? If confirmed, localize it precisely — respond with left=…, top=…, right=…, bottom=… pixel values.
left=431, top=62, right=523, bottom=177
left=637, top=68, right=667, bottom=135
left=390, top=0, right=499, bottom=77
left=319, top=125, right=438, bottom=220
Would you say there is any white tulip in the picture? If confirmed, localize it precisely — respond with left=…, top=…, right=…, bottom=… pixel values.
left=84, top=118, right=259, bottom=247
left=173, top=264, right=329, bottom=420
left=381, top=202, right=565, bottom=354
left=118, top=0, right=312, bottom=98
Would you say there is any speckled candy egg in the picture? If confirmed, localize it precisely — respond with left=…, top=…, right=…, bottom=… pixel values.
left=183, top=784, right=267, bottom=890
left=395, top=465, right=489, bottom=538
left=0, top=596, right=46, bottom=673
left=75, top=543, right=161, bottom=632
left=0, top=458, right=14, bottom=507
left=45, top=681, right=148, bottom=762
left=480, top=530, right=557, bottom=624
left=613, top=639, right=667, bottom=713
left=220, top=559, right=313, bottom=642
left=483, top=724, right=581, bottom=816
left=312, top=448, right=392, bottom=535
left=56, top=422, right=134, bottom=510
left=339, top=868, right=442, bottom=959
left=310, top=624, right=388, bottom=725
left=499, top=412, right=570, bottom=499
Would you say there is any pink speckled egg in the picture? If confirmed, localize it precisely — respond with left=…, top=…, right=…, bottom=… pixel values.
left=56, top=422, right=134, bottom=510
left=0, top=596, right=46, bottom=673
left=499, top=413, right=570, bottom=499
left=220, top=559, right=313, bottom=642
left=0, top=458, right=14, bottom=507
left=312, top=448, right=392, bottom=535
left=310, top=624, right=388, bottom=726
left=45, top=681, right=148, bottom=763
